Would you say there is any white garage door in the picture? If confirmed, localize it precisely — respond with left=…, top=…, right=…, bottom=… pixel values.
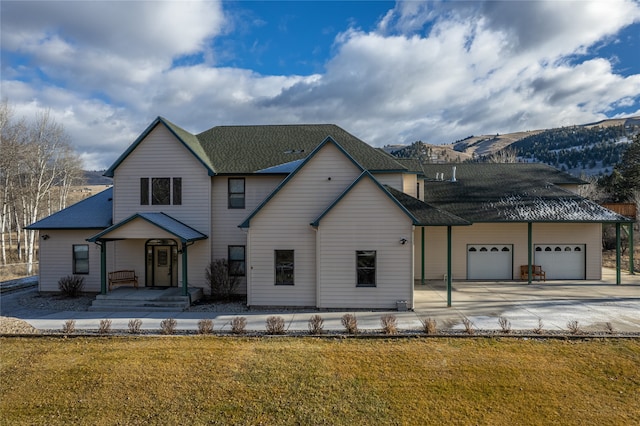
left=534, top=244, right=586, bottom=280
left=467, top=245, right=513, bottom=280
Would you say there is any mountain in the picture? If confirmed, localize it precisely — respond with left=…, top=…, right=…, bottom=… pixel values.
left=389, top=116, right=640, bottom=177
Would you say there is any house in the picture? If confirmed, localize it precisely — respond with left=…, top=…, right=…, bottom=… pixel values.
left=27, top=117, right=634, bottom=309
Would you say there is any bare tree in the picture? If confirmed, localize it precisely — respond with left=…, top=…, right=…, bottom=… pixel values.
left=487, top=147, right=518, bottom=163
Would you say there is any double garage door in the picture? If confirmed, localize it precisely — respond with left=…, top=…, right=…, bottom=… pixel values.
left=467, top=244, right=586, bottom=280
left=534, top=244, right=586, bottom=280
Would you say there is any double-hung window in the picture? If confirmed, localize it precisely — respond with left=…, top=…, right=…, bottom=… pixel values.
left=140, top=177, right=182, bottom=205
left=228, top=246, right=246, bottom=277
left=356, top=250, right=376, bottom=287
left=228, top=178, right=245, bottom=209
left=275, top=250, right=294, bottom=285
left=73, top=245, right=89, bottom=274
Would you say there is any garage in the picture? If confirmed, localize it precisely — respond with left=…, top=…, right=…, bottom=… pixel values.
left=467, top=244, right=513, bottom=280
left=534, top=244, right=586, bottom=280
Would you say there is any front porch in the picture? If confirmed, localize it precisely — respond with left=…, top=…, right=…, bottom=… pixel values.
left=89, top=286, right=204, bottom=312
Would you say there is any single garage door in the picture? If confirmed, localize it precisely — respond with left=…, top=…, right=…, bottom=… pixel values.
left=534, top=244, right=586, bottom=280
left=467, top=244, right=513, bottom=280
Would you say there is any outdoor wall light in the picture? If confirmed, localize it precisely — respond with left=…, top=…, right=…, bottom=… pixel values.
left=400, top=238, right=407, bottom=245
left=41, top=234, right=50, bottom=240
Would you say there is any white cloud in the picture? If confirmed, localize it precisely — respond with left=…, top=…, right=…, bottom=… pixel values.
left=1, top=0, right=639, bottom=169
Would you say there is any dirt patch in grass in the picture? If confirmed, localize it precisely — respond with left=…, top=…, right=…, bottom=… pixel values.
left=1, top=337, right=639, bottom=425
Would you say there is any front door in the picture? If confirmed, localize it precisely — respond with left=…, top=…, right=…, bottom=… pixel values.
left=146, top=239, right=178, bottom=287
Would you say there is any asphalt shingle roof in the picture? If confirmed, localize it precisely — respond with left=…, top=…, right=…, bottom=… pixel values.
left=88, top=212, right=207, bottom=243
left=26, top=188, right=113, bottom=230
left=421, top=163, right=632, bottom=223
left=383, top=185, right=470, bottom=226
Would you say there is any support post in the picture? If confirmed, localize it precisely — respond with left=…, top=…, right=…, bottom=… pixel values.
left=181, top=242, right=188, bottom=296
left=99, top=241, right=107, bottom=295
left=616, top=223, right=621, bottom=285
left=421, top=227, right=425, bottom=285
left=629, top=223, right=635, bottom=275
left=447, top=226, right=452, bottom=307
left=527, top=222, right=533, bottom=284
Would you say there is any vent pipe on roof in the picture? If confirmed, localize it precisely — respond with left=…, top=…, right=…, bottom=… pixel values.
left=451, top=166, right=457, bottom=182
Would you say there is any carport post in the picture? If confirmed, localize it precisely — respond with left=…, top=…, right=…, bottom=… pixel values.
left=527, top=222, right=533, bottom=284
left=421, top=227, right=425, bottom=285
left=629, top=224, right=635, bottom=275
left=447, top=226, right=452, bottom=307
left=181, top=242, right=189, bottom=296
left=99, top=241, right=107, bottom=295
left=616, top=223, right=621, bottom=285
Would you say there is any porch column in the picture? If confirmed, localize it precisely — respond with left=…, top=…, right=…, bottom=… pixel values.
left=421, top=227, right=425, bottom=285
left=616, top=223, right=621, bottom=285
left=527, top=222, right=533, bottom=284
left=181, top=242, right=188, bottom=296
left=629, top=224, right=635, bottom=275
left=447, top=225, right=452, bottom=307
left=99, top=241, right=107, bottom=295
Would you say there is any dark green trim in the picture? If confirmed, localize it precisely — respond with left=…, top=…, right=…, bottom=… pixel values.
left=527, top=222, right=533, bottom=284
left=98, top=241, right=106, bottom=295
left=182, top=243, right=189, bottom=296
left=447, top=226, right=452, bottom=307
left=421, top=227, right=425, bottom=286
left=88, top=212, right=207, bottom=243
left=240, top=136, right=365, bottom=228
left=616, top=223, right=621, bottom=285
left=630, top=224, right=635, bottom=275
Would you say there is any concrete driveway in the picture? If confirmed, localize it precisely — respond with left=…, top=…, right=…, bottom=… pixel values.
left=413, top=268, right=640, bottom=332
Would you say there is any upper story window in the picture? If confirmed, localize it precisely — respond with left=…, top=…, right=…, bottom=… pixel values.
left=140, top=177, right=182, bottom=205
left=228, top=178, right=245, bottom=209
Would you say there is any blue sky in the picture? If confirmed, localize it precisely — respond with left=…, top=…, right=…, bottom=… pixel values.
left=2, top=0, right=640, bottom=170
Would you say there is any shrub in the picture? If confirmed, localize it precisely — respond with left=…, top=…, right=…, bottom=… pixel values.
left=533, top=318, right=545, bottom=335
left=265, top=316, right=286, bottom=335
left=58, top=275, right=85, bottom=298
left=205, top=259, right=240, bottom=301
left=98, top=319, right=112, bottom=334
left=231, top=317, right=247, bottom=335
left=498, top=316, right=511, bottom=334
left=567, top=320, right=581, bottom=335
left=308, top=315, right=324, bottom=335
left=420, top=317, right=437, bottom=335
left=461, top=317, right=475, bottom=335
left=380, top=314, right=398, bottom=335
left=341, top=314, right=358, bottom=335
left=198, top=319, right=214, bottom=334
left=61, top=319, right=76, bottom=334
left=128, top=319, right=143, bottom=334
left=160, top=318, right=177, bottom=335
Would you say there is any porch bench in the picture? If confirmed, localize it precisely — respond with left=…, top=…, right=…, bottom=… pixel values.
left=108, top=270, right=139, bottom=290
left=520, top=265, right=546, bottom=282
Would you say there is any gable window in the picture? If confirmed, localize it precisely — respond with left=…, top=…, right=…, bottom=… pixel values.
left=275, top=250, right=294, bottom=285
left=73, top=244, right=89, bottom=274
left=356, top=250, right=376, bottom=287
left=228, top=178, right=245, bottom=209
left=228, top=245, right=246, bottom=277
left=140, top=177, right=182, bottom=205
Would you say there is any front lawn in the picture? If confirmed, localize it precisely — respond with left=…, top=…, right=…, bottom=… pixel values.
left=1, top=337, right=639, bottom=425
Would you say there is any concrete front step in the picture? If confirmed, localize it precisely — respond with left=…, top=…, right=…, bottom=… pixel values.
left=88, top=287, right=204, bottom=312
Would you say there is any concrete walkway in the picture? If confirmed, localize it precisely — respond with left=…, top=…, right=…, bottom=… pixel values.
left=1, top=268, right=639, bottom=334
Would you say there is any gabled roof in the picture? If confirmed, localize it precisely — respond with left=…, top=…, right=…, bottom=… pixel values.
left=104, top=117, right=215, bottom=177
left=311, top=171, right=470, bottom=227
left=239, top=136, right=365, bottom=228
left=196, top=124, right=407, bottom=174
left=26, top=188, right=113, bottom=230
left=422, top=163, right=632, bottom=223
left=87, top=212, right=207, bottom=243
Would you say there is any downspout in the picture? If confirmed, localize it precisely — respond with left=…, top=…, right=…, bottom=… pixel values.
left=447, top=226, right=452, bottom=307
left=527, top=222, right=533, bottom=284
left=616, top=223, right=621, bottom=285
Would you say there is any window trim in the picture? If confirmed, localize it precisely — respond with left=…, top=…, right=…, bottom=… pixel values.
left=356, top=250, right=376, bottom=287
left=274, top=250, right=294, bottom=285
left=228, top=177, right=246, bottom=209
left=228, top=245, right=246, bottom=277
left=73, top=244, right=89, bottom=275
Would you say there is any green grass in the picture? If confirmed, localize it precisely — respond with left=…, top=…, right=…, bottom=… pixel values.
left=1, top=337, right=639, bottom=425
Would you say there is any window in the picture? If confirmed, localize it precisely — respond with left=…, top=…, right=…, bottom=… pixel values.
left=73, top=245, right=89, bottom=274
left=228, top=178, right=245, bottom=209
left=140, top=177, right=182, bottom=205
left=275, top=250, right=294, bottom=285
left=356, top=250, right=376, bottom=287
left=228, top=246, right=246, bottom=277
